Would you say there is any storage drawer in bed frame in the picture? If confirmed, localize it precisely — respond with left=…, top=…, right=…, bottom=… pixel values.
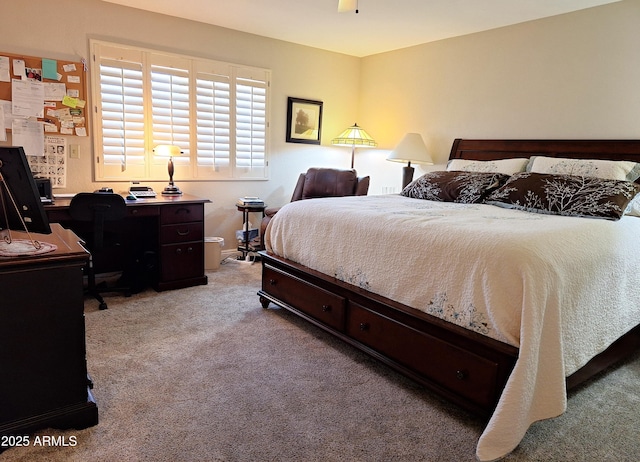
left=258, top=253, right=518, bottom=417
left=262, top=264, right=346, bottom=330
left=348, top=302, right=502, bottom=410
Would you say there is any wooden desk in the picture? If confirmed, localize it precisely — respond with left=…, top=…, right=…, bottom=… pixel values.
left=45, top=194, right=210, bottom=292
left=0, top=224, right=98, bottom=442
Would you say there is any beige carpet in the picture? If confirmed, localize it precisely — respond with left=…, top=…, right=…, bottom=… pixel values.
left=1, top=258, right=639, bottom=462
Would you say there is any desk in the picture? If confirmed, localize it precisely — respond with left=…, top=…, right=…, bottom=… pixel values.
left=45, top=194, right=210, bottom=292
left=0, top=224, right=98, bottom=441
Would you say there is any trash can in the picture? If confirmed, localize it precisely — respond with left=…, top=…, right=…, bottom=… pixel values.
left=205, top=237, right=225, bottom=270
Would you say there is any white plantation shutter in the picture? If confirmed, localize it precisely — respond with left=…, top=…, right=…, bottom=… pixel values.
left=94, top=44, right=147, bottom=179
left=149, top=59, right=191, bottom=179
left=196, top=71, right=231, bottom=179
left=151, top=67, right=190, bottom=150
left=235, top=74, right=268, bottom=179
left=92, top=40, right=270, bottom=181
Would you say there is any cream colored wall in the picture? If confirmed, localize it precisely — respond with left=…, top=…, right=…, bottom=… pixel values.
left=359, top=0, right=640, bottom=190
left=1, top=0, right=361, bottom=248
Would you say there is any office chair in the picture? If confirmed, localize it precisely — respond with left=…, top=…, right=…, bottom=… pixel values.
left=69, top=192, right=130, bottom=310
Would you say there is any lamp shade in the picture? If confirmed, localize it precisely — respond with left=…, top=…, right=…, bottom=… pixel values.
left=332, top=123, right=377, bottom=168
left=331, top=123, right=377, bottom=148
left=387, top=133, right=433, bottom=190
left=154, top=144, right=182, bottom=157
left=387, top=133, right=433, bottom=166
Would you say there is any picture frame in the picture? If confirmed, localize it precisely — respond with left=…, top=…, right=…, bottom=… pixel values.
left=286, top=97, right=323, bottom=144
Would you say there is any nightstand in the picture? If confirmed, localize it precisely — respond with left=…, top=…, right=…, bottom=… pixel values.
left=236, top=204, right=266, bottom=259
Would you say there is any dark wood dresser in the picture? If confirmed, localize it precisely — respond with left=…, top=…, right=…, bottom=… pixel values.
left=0, top=224, right=98, bottom=443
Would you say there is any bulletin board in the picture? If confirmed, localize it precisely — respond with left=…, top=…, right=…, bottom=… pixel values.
left=0, top=51, right=87, bottom=136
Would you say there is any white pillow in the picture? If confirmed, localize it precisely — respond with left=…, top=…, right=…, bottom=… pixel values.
left=527, top=156, right=640, bottom=181
left=625, top=195, right=640, bottom=217
left=446, top=158, right=529, bottom=175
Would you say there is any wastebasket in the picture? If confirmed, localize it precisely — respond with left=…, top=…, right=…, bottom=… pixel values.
left=205, top=237, right=225, bottom=270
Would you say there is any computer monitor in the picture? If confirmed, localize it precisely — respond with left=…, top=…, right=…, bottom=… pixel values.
left=0, top=146, right=52, bottom=235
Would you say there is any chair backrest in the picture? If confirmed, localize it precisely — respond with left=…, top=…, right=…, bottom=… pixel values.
left=69, top=193, right=127, bottom=250
left=291, top=168, right=370, bottom=201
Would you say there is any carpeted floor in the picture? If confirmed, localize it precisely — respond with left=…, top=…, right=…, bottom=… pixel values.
left=1, top=258, right=639, bottom=461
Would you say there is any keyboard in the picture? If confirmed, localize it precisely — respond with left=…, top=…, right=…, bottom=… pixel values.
left=129, top=188, right=157, bottom=198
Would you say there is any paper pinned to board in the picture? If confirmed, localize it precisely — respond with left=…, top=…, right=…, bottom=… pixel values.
left=12, top=59, right=25, bottom=78
left=12, top=78, right=44, bottom=118
left=0, top=105, right=6, bottom=141
left=0, top=56, right=10, bottom=82
left=12, top=118, right=43, bottom=156
left=42, top=58, right=58, bottom=80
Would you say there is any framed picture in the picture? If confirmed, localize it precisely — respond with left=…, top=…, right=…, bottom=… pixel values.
left=286, top=97, right=323, bottom=144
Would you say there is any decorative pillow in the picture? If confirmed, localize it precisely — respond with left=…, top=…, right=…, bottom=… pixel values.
left=486, top=172, right=640, bottom=220
left=401, top=171, right=509, bottom=203
left=446, top=158, right=530, bottom=175
left=527, top=156, right=640, bottom=181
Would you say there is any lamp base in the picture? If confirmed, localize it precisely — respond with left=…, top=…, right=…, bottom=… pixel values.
left=161, top=184, right=183, bottom=196
left=402, top=165, right=415, bottom=189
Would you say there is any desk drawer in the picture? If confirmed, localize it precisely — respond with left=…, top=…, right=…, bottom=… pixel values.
left=347, top=302, right=500, bottom=409
left=263, top=265, right=346, bottom=331
left=160, top=204, right=203, bottom=225
left=46, top=209, right=72, bottom=222
left=159, top=241, right=204, bottom=281
left=127, top=205, right=160, bottom=218
left=160, top=222, right=203, bottom=244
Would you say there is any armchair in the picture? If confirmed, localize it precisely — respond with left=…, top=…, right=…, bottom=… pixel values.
left=260, top=168, right=370, bottom=243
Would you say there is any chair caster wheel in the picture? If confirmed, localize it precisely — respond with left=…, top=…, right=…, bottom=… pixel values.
left=99, top=302, right=108, bottom=310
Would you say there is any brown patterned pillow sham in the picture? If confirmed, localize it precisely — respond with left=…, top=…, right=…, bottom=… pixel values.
left=485, top=172, right=640, bottom=220
left=401, top=171, right=509, bottom=203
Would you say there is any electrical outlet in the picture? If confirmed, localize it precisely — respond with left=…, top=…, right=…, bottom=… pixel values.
left=69, top=144, right=80, bottom=159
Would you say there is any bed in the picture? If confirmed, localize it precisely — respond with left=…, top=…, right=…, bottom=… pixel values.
left=257, top=139, right=640, bottom=461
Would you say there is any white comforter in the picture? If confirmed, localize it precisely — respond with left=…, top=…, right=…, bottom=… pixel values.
left=265, top=194, right=640, bottom=461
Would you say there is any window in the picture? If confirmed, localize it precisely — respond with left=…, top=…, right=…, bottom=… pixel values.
left=91, top=40, right=270, bottom=181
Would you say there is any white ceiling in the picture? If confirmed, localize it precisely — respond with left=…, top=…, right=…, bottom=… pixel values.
left=102, top=0, right=621, bottom=57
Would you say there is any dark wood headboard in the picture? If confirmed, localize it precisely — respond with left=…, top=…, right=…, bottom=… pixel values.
left=449, top=139, right=640, bottom=163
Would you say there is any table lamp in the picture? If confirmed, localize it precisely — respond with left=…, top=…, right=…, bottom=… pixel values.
left=332, top=123, right=377, bottom=168
left=154, top=144, right=183, bottom=196
left=387, top=133, right=433, bottom=189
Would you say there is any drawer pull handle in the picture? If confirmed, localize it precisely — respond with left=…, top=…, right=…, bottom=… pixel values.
left=359, top=322, right=369, bottom=331
left=456, top=370, right=467, bottom=380
left=322, top=304, right=331, bottom=312
left=187, top=247, right=193, bottom=252
left=177, top=229, right=190, bottom=236
left=269, top=279, right=276, bottom=286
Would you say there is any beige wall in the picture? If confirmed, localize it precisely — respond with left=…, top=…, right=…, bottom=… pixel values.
left=3, top=0, right=640, bottom=248
left=360, top=0, right=640, bottom=170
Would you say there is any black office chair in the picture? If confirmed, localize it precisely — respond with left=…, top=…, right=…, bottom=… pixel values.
left=69, top=192, right=130, bottom=310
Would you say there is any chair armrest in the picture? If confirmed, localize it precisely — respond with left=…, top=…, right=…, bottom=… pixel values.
left=264, top=206, right=281, bottom=218
left=290, top=173, right=306, bottom=201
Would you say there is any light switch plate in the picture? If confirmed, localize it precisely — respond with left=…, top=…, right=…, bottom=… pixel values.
left=69, top=144, right=80, bottom=159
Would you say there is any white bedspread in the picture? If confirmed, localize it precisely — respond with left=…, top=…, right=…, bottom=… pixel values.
left=265, top=194, right=640, bottom=461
